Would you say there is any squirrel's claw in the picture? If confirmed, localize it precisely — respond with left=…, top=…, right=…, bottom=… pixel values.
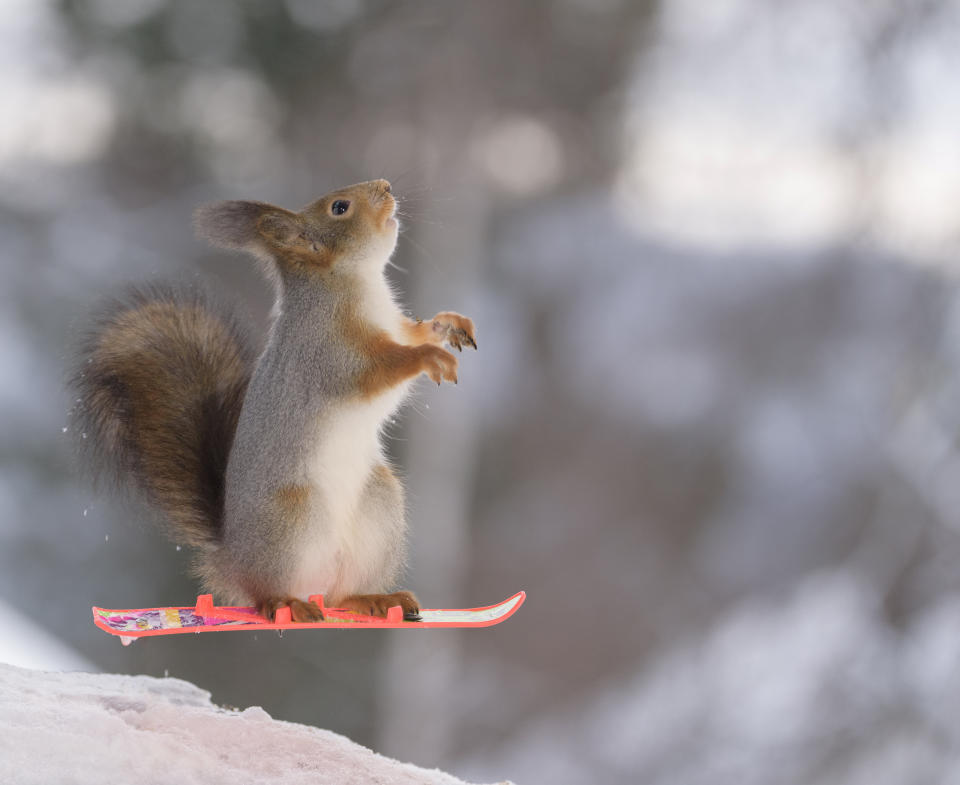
left=447, top=326, right=477, bottom=353
left=430, top=312, right=477, bottom=353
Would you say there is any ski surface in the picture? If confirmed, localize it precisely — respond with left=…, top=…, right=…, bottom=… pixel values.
left=92, top=591, right=525, bottom=644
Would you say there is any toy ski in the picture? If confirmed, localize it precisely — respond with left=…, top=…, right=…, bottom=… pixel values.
left=93, top=591, right=525, bottom=645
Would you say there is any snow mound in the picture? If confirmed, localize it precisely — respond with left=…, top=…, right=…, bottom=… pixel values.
left=0, top=663, right=508, bottom=785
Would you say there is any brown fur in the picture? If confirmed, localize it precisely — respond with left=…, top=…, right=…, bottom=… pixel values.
left=355, top=333, right=458, bottom=398
left=275, top=484, right=311, bottom=517
left=371, top=463, right=398, bottom=484
left=327, top=289, right=461, bottom=398
left=69, top=283, right=254, bottom=550
left=401, top=312, right=477, bottom=351
left=256, top=596, right=324, bottom=623
left=196, top=179, right=396, bottom=281
left=72, top=181, right=474, bottom=621
left=336, top=590, right=421, bottom=620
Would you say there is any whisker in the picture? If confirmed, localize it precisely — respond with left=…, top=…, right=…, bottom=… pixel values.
left=398, top=230, right=433, bottom=259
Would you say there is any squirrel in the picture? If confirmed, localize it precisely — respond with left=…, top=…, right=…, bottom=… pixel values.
left=69, top=179, right=476, bottom=622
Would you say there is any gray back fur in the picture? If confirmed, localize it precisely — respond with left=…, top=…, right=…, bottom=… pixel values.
left=221, top=279, right=363, bottom=589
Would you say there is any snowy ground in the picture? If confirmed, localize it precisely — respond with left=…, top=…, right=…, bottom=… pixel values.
left=0, top=663, right=510, bottom=785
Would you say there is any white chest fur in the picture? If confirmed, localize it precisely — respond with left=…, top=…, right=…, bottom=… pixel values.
left=291, top=382, right=409, bottom=600
left=309, top=388, right=405, bottom=525
left=291, top=268, right=411, bottom=599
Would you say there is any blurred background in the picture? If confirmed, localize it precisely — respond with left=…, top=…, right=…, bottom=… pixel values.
left=3, top=0, right=960, bottom=782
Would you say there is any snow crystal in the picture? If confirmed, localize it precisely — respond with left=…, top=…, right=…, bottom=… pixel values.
left=0, top=663, right=509, bottom=785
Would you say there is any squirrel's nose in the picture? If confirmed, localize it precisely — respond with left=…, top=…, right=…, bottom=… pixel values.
left=374, top=179, right=391, bottom=195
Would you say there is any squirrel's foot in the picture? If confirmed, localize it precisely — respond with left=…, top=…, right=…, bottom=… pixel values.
left=256, top=596, right=325, bottom=623
left=420, top=345, right=459, bottom=385
left=430, top=312, right=477, bottom=352
left=338, top=591, right=422, bottom=621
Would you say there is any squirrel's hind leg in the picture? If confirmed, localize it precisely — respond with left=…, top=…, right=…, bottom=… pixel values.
left=332, top=466, right=420, bottom=620
left=337, top=591, right=421, bottom=621
left=256, top=596, right=325, bottom=623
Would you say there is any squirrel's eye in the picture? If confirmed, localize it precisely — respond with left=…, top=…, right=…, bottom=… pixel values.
left=331, top=200, right=350, bottom=216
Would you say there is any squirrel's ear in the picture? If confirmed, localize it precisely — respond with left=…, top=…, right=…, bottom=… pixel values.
left=194, top=201, right=300, bottom=251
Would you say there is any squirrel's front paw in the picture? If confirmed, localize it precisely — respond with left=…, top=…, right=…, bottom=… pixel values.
left=430, top=312, right=477, bottom=352
left=420, top=344, right=459, bottom=385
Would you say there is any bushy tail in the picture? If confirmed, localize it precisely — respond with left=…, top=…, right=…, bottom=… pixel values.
left=69, top=282, right=255, bottom=548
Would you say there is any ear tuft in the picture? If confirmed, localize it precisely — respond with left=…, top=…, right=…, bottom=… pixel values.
left=194, top=200, right=272, bottom=250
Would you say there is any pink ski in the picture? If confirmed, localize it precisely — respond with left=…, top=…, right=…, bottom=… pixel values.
left=93, top=591, right=525, bottom=645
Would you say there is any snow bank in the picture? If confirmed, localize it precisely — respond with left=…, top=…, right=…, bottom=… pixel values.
left=0, top=663, right=508, bottom=785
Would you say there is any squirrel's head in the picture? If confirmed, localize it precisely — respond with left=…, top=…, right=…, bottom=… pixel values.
left=194, top=179, right=398, bottom=284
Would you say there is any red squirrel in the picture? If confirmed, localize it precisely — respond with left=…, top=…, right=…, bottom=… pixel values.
left=70, top=179, right=476, bottom=621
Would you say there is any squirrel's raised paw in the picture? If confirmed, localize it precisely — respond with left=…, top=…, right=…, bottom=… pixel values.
left=430, top=312, right=477, bottom=352
left=420, top=344, right=459, bottom=385
left=256, top=596, right=325, bottom=623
